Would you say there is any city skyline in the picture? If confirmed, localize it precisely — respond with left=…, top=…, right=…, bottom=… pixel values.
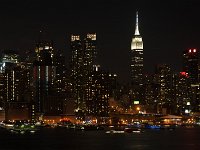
left=0, top=0, right=200, bottom=83
left=0, top=0, right=199, bottom=135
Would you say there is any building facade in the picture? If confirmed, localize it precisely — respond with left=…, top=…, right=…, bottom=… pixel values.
left=33, top=41, right=54, bottom=116
left=183, top=48, right=200, bottom=112
left=85, top=65, right=110, bottom=118
left=0, top=51, right=32, bottom=121
left=183, top=48, right=199, bottom=84
left=130, top=11, right=144, bottom=104
left=131, top=11, right=144, bottom=86
left=154, top=64, right=173, bottom=114
left=70, top=34, right=97, bottom=119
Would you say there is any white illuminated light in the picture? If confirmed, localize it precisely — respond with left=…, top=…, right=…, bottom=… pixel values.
left=135, top=11, right=140, bottom=35
left=131, top=37, right=143, bottom=50
left=12, top=70, right=15, bottom=101
left=193, top=49, right=196, bottom=53
left=87, top=33, right=96, bottom=40
left=131, top=12, right=143, bottom=50
left=134, top=101, right=139, bottom=104
left=45, top=46, right=49, bottom=50
left=71, top=35, right=80, bottom=41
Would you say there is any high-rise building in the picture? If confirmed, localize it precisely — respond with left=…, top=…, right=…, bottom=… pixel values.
left=70, top=35, right=85, bottom=118
left=183, top=48, right=200, bottom=112
left=53, top=52, right=67, bottom=93
left=45, top=51, right=70, bottom=116
left=130, top=11, right=144, bottom=104
left=154, top=64, right=173, bottom=114
left=0, top=50, right=19, bottom=106
left=83, top=33, right=97, bottom=74
left=131, top=11, right=144, bottom=86
left=0, top=50, right=32, bottom=121
left=85, top=65, right=109, bottom=118
left=183, top=48, right=199, bottom=84
left=143, top=74, right=157, bottom=113
left=70, top=33, right=97, bottom=119
left=0, top=50, right=19, bottom=73
left=174, top=72, right=191, bottom=115
left=33, top=41, right=54, bottom=115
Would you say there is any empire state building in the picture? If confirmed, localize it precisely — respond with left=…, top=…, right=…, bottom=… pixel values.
left=131, top=11, right=143, bottom=86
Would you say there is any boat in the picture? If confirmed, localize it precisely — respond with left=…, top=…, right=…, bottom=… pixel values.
left=106, top=130, right=125, bottom=134
left=105, top=126, right=143, bottom=134
left=124, top=127, right=143, bottom=133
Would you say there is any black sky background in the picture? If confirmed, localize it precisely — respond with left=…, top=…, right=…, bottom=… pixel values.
left=0, top=0, right=200, bottom=83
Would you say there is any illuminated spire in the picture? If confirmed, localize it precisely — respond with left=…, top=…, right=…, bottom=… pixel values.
left=134, top=11, right=140, bottom=35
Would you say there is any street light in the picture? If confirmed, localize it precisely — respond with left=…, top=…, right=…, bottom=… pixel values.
left=136, top=107, right=140, bottom=111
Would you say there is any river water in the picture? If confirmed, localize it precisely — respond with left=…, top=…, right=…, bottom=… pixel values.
left=0, top=127, right=200, bottom=150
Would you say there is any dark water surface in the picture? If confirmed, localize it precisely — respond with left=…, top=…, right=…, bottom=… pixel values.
left=0, top=127, right=200, bottom=150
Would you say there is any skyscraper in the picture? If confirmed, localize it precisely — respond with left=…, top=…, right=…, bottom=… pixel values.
left=33, top=41, right=54, bottom=115
left=131, top=11, right=143, bottom=86
left=85, top=65, right=109, bottom=118
left=174, top=72, right=191, bottom=115
left=183, top=48, right=199, bottom=84
left=83, top=33, right=97, bottom=74
left=70, top=35, right=85, bottom=118
left=70, top=34, right=97, bottom=119
left=0, top=50, right=32, bottom=121
left=154, top=64, right=173, bottom=114
left=130, top=11, right=144, bottom=104
left=182, top=48, right=200, bottom=112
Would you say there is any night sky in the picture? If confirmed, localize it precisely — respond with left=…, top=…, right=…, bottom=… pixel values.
left=0, top=0, right=200, bottom=83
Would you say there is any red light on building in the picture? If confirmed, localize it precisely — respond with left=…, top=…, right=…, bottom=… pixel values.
left=180, top=72, right=189, bottom=78
left=188, top=48, right=197, bottom=53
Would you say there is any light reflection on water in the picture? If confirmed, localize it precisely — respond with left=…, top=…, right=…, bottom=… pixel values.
left=0, top=127, right=200, bottom=150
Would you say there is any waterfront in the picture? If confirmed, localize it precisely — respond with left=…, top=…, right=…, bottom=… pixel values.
left=0, top=127, right=200, bottom=150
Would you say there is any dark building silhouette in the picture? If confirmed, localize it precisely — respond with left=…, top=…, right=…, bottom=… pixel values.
left=0, top=50, right=32, bottom=121
left=174, top=72, right=191, bottom=115
left=154, top=64, right=173, bottom=114
left=183, top=48, right=200, bottom=112
left=143, top=74, right=157, bottom=113
left=33, top=41, right=54, bottom=116
left=183, top=48, right=199, bottom=84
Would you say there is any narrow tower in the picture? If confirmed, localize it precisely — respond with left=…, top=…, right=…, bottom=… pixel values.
left=130, top=11, right=144, bottom=104
left=131, top=11, right=144, bottom=86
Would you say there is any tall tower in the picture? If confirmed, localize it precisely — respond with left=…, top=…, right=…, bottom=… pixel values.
left=131, top=11, right=144, bottom=86
left=70, top=35, right=85, bottom=117
left=70, top=34, right=97, bottom=119
left=84, top=33, right=97, bottom=74
left=33, top=41, right=54, bottom=115
left=130, top=11, right=144, bottom=104
left=182, top=48, right=200, bottom=112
